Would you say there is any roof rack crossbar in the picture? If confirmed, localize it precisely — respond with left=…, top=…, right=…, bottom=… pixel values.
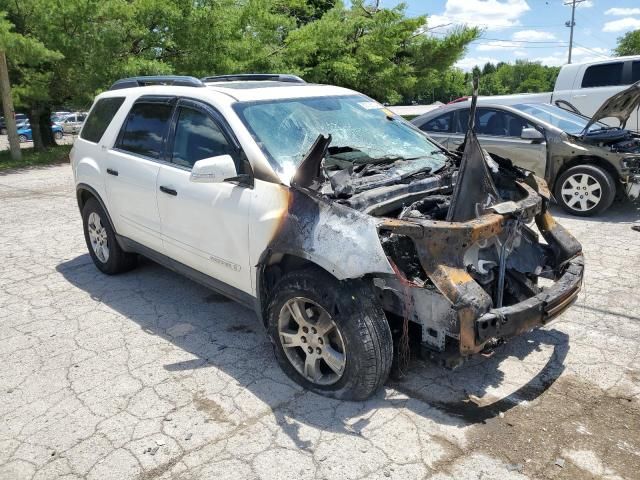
left=109, top=76, right=205, bottom=91
left=201, top=74, right=305, bottom=84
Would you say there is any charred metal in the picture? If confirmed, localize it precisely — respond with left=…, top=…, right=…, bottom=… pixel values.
left=261, top=101, right=584, bottom=365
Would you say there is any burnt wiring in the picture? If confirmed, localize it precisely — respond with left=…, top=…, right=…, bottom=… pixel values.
left=389, top=261, right=413, bottom=377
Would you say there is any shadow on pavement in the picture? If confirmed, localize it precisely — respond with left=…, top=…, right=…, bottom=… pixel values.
left=57, top=254, right=569, bottom=447
left=550, top=199, right=640, bottom=224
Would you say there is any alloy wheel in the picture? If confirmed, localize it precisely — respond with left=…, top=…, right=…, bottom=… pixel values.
left=277, top=297, right=347, bottom=386
left=87, top=212, right=110, bottom=263
left=560, top=173, right=602, bottom=212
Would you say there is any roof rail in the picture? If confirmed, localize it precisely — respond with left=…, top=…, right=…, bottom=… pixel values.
left=109, top=76, right=205, bottom=91
left=201, top=74, right=306, bottom=84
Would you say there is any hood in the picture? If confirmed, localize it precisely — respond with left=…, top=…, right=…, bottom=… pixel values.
left=583, top=80, right=640, bottom=134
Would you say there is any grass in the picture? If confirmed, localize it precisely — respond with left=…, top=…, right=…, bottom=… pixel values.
left=0, top=144, right=72, bottom=172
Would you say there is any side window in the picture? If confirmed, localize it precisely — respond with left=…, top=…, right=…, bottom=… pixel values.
left=632, top=61, right=640, bottom=83
left=116, top=102, right=173, bottom=158
left=454, top=109, right=470, bottom=134
left=80, top=97, right=126, bottom=143
left=581, top=62, right=624, bottom=88
left=419, top=112, right=452, bottom=133
left=477, top=109, right=534, bottom=137
left=171, top=107, right=233, bottom=169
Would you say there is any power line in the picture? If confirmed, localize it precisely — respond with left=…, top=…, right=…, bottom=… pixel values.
left=477, top=37, right=569, bottom=44
left=572, top=42, right=611, bottom=59
left=473, top=43, right=569, bottom=49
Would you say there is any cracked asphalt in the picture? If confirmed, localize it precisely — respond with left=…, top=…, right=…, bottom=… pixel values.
left=1, top=164, right=639, bottom=480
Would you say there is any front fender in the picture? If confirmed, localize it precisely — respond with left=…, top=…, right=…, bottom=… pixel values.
left=267, top=188, right=394, bottom=280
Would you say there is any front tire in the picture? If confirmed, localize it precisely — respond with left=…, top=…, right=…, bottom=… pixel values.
left=554, top=164, right=615, bottom=216
left=82, top=197, right=137, bottom=274
left=18, top=134, right=27, bottom=143
left=267, top=269, right=393, bottom=400
left=54, top=131, right=63, bottom=140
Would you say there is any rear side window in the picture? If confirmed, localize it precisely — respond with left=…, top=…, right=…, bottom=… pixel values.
left=581, top=62, right=624, bottom=88
left=116, top=102, right=173, bottom=158
left=632, top=61, right=640, bottom=83
left=80, top=97, right=125, bottom=143
left=419, top=112, right=452, bottom=133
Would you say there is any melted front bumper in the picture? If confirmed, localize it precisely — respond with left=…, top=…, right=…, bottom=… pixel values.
left=379, top=177, right=584, bottom=357
left=475, top=254, right=583, bottom=343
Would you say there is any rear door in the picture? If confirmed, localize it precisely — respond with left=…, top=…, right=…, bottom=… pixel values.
left=105, top=96, right=175, bottom=252
left=156, top=99, right=252, bottom=293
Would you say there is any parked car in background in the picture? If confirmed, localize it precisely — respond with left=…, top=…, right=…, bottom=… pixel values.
left=16, top=121, right=63, bottom=143
left=51, top=113, right=71, bottom=126
left=0, top=113, right=28, bottom=135
left=413, top=81, right=640, bottom=216
left=454, top=56, right=640, bottom=132
left=62, top=112, right=88, bottom=134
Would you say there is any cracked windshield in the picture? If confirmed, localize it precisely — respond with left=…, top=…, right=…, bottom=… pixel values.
left=235, top=95, right=448, bottom=180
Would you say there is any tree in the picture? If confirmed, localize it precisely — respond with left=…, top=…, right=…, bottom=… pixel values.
left=614, top=29, right=640, bottom=56
left=282, top=2, right=479, bottom=103
left=0, top=12, right=61, bottom=152
left=0, top=0, right=479, bottom=129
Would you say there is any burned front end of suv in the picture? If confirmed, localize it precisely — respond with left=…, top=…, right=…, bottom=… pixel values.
left=258, top=95, right=583, bottom=365
left=271, top=143, right=582, bottom=365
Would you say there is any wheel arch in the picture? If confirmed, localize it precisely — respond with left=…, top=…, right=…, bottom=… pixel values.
left=76, top=184, right=117, bottom=234
left=256, top=249, right=346, bottom=327
left=553, top=155, right=620, bottom=191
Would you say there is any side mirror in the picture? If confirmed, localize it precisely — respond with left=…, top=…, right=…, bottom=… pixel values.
left=521, top=127, right=543, bottom=141
left=190, top=154, right=238, bottom=183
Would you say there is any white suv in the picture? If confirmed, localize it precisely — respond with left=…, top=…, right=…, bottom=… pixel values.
left=72, top=74, right=584, bottom=400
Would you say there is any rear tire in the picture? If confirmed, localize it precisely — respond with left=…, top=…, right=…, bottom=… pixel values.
left=267, top=269, right=393, bottom=401
left=82, top=197, right=137, bottom=274
left=0, top=128, right=7, bottom=135
left=554, top=164, right=615, bottom=216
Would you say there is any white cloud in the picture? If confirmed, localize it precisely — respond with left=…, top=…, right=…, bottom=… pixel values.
left=428, top=0, right=530, bottom=31
left=455, top=56, right=500, bottom=71
left=605, top=8, right=640, bottom=16
left=512, top=30, right=557, bottom=41
left=602, top=18, right=640, bottom=33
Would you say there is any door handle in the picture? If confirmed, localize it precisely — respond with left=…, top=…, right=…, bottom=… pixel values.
left=159, top=185, right=177, bottom=196
left=106, top=168, right=118, bottom=176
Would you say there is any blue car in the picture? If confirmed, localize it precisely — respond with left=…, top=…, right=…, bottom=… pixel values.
left=17, top=121, right=63, bottom=143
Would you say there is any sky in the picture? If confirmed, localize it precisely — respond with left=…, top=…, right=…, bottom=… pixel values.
left=378, top=0, right=640, bottom=70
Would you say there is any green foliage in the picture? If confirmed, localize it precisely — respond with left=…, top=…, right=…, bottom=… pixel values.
left=614, top=30, right=640, bottom=56
left=473, top=60, right=559, bottom=97
left=0, top=0, right=479, bottom=111
left=0, top=144, right=71, bottom=171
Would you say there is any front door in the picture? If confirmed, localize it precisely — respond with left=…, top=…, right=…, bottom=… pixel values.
left=104, top=97, right=175, bottom=252
left=156, top=100, right=252, bottom=293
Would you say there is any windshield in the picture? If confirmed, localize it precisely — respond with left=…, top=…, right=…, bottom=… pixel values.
left=234, top=95, right=446, bottom=178
left=512, top=103, right=610, bottom=135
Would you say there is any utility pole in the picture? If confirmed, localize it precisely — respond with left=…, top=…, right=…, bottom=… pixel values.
left=565, top=0, right=586, bottom=64
left=0, top=50, right=21, bottom=161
